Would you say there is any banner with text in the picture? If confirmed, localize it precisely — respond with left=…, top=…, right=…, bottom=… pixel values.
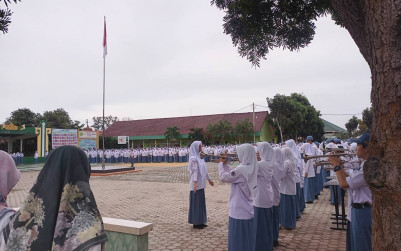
left=52, top=129, right=78, bottom=149
left=79, top=139, right=97, bottom=150
left=118, top=136, right=128, bottom=144
left=79, top=131, right=97, bottom=139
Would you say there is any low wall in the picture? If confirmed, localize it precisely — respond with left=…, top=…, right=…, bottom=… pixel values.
left=103, top=217, right=153, bottom=251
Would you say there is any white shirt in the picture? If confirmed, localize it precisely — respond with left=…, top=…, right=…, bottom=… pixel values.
left=302, top=143, right=316, bottom=177
left=188, top=159, right=210, bottom=191
left=279, top=160, right=297, bottom=195
left=253, top=160, right=274, bottom=208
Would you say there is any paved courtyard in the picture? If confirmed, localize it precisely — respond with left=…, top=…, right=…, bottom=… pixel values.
left=8, top=163, right=346, bottom=251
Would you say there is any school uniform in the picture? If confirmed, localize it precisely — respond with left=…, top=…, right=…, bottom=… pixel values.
left=219, top=144, right=258, bottom=251
left=253, top=143, right=275, bottom=251
left=272, top=148, right=283, bottom=246
left=302, top=143, right=317, bottom=203
left=34, top=152, right=38, bottom=164
left=219, top=162, right=255, bottom=251
left=280, top=145, right=298, bottom=230
left=188, top=141, right=210, bottom=227
left=346, top=161, right=372, bottom=251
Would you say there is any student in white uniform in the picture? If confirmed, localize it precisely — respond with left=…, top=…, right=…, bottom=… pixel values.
left=329, top=133, right=372, bottom=251
left=279, top=147, right=298, bottom=230
left=188, top=141, right=214, bottom=229
left=253, top=142, right=275, bottom=251
left=302, top=136, right=317, bottom=203
left=272, top=147, right=284, bottom=247
left=218, top=144, right=258, bottom=251
left=285, top=139, right=303, bottom=219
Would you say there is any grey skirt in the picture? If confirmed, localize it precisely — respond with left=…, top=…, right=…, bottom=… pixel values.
left=188, top=189, right=207, bottom=225
left=228, top=216, right=254, bottom=251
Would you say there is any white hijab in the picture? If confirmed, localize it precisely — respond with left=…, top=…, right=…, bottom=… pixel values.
left=282, top=147, right=297, bottom=175
left=273, top=147, right=284, bottom=177
left=188, top=141, right=206, bottom=177
left=285, top=139, right=303, bottom=168
left=235, top=144, right=258, bottom=198
left=256, top=142, right=275, bottom=167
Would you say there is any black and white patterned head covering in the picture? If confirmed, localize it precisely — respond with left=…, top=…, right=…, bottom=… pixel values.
left=5, top=146, right=107, bottom=251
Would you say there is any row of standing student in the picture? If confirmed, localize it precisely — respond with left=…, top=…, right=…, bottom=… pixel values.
left=84, top=149, right=191, bottom=164
left=0, top=147, right=108, bottom=250
left=285, top=134, right=373, bottom=251
left=187, top=140, right=311, bottom=251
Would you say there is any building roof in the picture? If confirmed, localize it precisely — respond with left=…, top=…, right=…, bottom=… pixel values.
left=322, top=119, right=347, bottom=133
left=105, top=111, right=269, bottom=137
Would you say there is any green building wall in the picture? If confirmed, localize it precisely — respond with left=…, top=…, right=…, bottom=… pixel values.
left=259, top=120, right=277, bottom=143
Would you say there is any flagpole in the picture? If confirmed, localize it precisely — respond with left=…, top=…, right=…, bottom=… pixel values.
left=102, top=16, right=106, bottom=170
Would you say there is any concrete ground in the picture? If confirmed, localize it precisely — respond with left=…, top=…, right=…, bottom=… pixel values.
left=8, top=163, right=347, bottom=251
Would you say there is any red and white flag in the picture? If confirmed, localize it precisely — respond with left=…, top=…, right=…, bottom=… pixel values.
left=103, top=17, right=107, bottom=58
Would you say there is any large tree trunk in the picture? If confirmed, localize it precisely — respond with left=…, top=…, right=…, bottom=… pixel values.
left=330, top=0, right=401, bottom=250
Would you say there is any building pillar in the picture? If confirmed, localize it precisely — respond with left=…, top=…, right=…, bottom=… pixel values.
left=20, top=138, right=23, bottom=152
left=8, top=139, right=13, bottom=153
left=35, top=121, right=47, bottom=157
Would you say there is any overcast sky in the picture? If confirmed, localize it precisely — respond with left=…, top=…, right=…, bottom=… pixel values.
left=0, top=1, right=371, bottom=130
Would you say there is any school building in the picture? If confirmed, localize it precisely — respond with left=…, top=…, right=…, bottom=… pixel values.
left=104, top=111, right=277, bottom=147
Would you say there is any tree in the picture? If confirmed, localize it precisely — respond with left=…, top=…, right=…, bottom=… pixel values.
left=216, top=120, right=233, bottom=144
left=188, top=127, right=205, bottom=142
left=205, top=123, right=218, bottom=144
left=99, top=135, right=119, bottom=149
left=42, top=108, right=84, bottom=129
left=357, top=119, right=367, bottom=134
left=345, top=116, right=359, bottom=138
left=5, top=108, right=42, bottom=127
left=212, top=1, right=401, bottom=248
left=267, top=94, right=307, bottom=141
left=164, top=126, right=180, bottom=147
left=234, top=118, right=253, bottom=143
left=362, top=107, right=373, bottom=132
left=291, top=93, right=325, bottom=141
left=91, top=115, right=118, bottom=130
left=0, top=0, right=19, bottom=35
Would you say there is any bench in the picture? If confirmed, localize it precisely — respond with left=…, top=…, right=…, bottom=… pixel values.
left=103, top=217, right=153, bottom=251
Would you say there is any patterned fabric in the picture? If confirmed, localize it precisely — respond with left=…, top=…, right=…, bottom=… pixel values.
left=5, top=146, right=107, bottom=251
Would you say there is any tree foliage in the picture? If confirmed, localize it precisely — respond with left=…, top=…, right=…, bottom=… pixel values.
left=216, top=120, right=233, bottom=144
left=4, top=108, right=83, bottom=129
left=211, top=0, right=333, bottom=66
left=42, top=108, right=84, bottom=129
left=205, top=123, right=218, bottom=144
left=205, top=120, right=233, bottom=145
left=164, top=126, right=180, bottom=147
left=0, top=0, right=19, bottom=35
left=345, top=115, right=359, bottom=137
left=5, top=108, right=42, bottom=127
left=188, top=127, right=205, bottom=142
left=233, top=118, right=253, bottom=143
left=91, top=115, right=118, bottom=130
left=267, top=93, right=324, bottom=141
left=362, top=107, right=373, bottom=132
